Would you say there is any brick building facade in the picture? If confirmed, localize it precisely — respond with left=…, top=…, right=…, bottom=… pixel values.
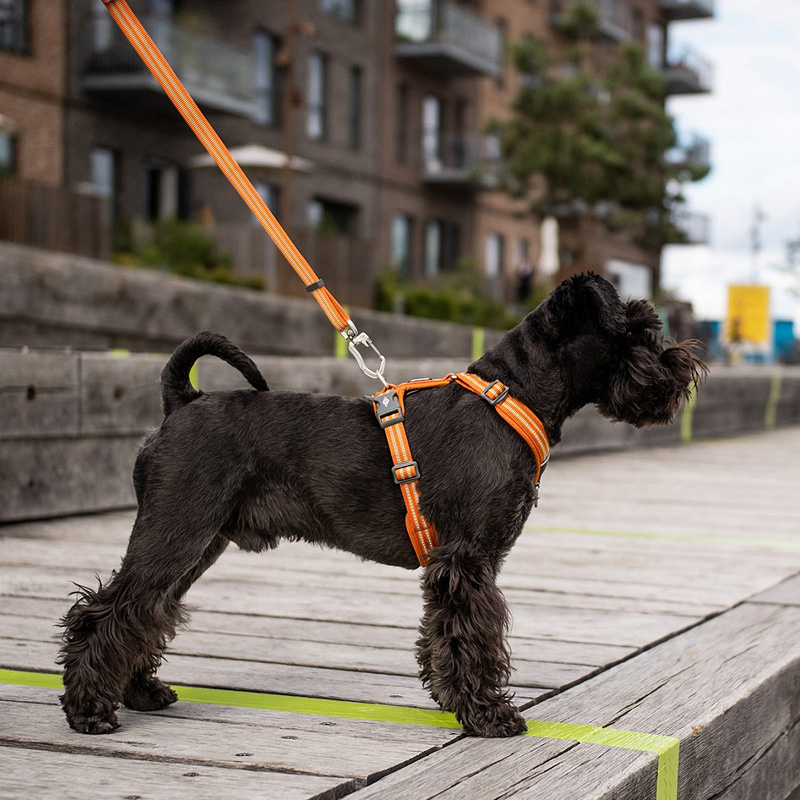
left=0, top=0, right=713, bottom=307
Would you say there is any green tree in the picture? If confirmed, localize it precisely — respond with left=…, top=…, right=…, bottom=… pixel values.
left=498, top=3, right=709, bottom=252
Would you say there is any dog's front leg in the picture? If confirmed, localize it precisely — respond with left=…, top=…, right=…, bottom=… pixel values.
left=416, top=547, right=526, bottom=737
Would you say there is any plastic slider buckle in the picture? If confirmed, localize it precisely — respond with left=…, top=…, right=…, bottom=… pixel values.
left=481, top=380, right=510, bottom=407
left=392, top=460, right=420, bottom=485
left=373, top=390, right=404, bottom=429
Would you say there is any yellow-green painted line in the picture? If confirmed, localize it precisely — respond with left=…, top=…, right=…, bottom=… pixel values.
left=0, top=668, right=678, bottom=800
left=765, top=372, right=783, bottom=430
left=680, top=380, right=698, bottom=443
left=471, top=327, right=486, bottom=361
left=525, top=523, right=800, bottom=552
left=334, top=306, right=350, bottom=359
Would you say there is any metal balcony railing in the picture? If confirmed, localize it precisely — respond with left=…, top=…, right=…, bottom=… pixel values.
left=81, top=14, right=255, bottom=117
left=550, top=0, right=633, bottom=42
left=665, top=132, right=711, bottom=172
left=672, top=210, right=710, bottom=245
left=659, top=0, right=714, bottom=21
left=395, top=1, right=503, bottom=79
left=663, top=43, right=713, bottom=94
left=420, top=132, right=503, bottom=189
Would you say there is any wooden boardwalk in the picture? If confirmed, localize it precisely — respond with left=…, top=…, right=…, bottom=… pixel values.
left=2, top=426, right=800, bottom=798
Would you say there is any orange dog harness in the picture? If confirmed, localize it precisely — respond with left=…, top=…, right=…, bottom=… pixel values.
left=371, top=374, right=550, bottom=567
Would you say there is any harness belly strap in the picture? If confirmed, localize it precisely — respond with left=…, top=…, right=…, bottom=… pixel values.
left=371, top=373, right=550, bottom=567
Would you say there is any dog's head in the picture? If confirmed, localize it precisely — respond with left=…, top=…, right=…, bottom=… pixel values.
left=534, top=273, right=706, bottom=427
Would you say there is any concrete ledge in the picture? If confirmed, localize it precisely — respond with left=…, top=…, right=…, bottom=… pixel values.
left=2, top=346, right=799, bottom=523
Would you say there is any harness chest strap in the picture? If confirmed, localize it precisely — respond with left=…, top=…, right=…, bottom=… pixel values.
left=372, top=373, right=551, bottom=567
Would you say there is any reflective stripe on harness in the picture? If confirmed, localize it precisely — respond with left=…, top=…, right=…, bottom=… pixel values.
left=371, top=374, right=550, bottom=567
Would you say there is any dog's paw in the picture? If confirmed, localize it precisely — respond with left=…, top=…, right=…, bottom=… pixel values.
left=67, top=712, right=120, bottom=735
left=460, top=702, right=527, bottom=738
left=123, top=677, right=178, bottom=712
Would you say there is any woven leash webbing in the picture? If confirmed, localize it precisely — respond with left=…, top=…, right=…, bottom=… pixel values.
left=101, top=0, right=353, bottom=337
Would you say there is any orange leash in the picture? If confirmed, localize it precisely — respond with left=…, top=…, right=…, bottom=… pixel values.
left=372, top=374, right=550, bottom=567
left=100, top=0, right=387, bottom=380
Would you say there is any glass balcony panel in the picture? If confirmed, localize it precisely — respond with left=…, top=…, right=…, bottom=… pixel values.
left=395, top=1, right=503, bottom=78
left=82, top=14, right=255, bottom=117
left=663, top=43, right=713, bottom=94
left=659, top=0, right=714, bottom=21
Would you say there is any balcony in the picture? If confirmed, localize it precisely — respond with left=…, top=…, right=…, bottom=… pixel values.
left=665, top=132, right=711, bottom=173
left=659, top=0, right=714, bottom=21
left=81, top=14, right=255, bottom=117
left=672, top=210, right=710, bottom=245
left=395, top=1, right=503, bottom=79
left=663, top=44, right=713, bottom=94
left=420, top=133, right=502, bottom=190
left=550, top=0, right=633, bottom=43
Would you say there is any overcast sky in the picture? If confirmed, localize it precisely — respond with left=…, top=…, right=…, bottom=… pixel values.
left=661, top=0, right=800, bottom=324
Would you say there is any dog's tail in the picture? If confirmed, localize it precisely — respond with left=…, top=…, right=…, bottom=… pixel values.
left=161, top=331, right=269, bottom=417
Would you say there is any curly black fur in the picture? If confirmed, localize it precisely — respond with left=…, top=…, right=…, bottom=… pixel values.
left=59, top=273, right=705, bottom=737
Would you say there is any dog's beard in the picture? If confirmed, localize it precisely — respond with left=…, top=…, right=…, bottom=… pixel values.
left=598, top=341, right=706, bottom=428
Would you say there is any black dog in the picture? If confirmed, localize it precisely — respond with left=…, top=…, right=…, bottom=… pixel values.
left=59, top=273, right=703, bottom=737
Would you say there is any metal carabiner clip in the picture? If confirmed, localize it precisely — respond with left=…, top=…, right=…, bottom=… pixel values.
left=345, top=328, right=389, bottom=387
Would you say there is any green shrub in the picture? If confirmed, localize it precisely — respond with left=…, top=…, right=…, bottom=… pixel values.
left=374, top=269, right=547, bottom=330
left=113, top=217, right=264, bottom=291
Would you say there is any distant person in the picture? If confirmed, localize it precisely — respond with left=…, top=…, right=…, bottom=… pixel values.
left=516, top=261, right=534, bottom=305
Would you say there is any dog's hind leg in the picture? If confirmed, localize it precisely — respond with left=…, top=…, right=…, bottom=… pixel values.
left=417, top=546, right=527, bottom=737
left=59, top=511, right=222, bottom=734
left=121, top=533, right=230, bottom=713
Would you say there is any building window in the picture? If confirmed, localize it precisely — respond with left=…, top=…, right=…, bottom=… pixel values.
left=391, top=214, right=413, bottom=277
left=254, top=181, right=280, bottom=223
left=494, top=18, right=508, bottom=88
left=348, top=66, right=362, bottom=151
left=422, top=95, right=442, bottom=172
left=307, top=52, right=328, bottom=141
left=647, top=24, right=664, bottom=69
left=395, top=84, right=409, bottom=165
left=425, top=220, right=459, bottom=276
left=309, top=197, right=357, bottom=235
left=0, top=131, right=16, bottom=176
left=91, top=147, right=117, bottom=221
left=320, top=0, right=362, bottom=25
left=254, top=31, right=281, bottom=127
left=632, top=8, right=644, bottom=42
left=144, top=161, right=182, bottom=222
left=0, top=0, right=28, bottom=54
left=485, top=232, right=505, bottom=278
left=91, top=0, right=115, bottom=52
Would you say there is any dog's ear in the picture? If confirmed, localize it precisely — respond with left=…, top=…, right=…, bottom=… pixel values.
left=539, top=273, right=626, bottom=340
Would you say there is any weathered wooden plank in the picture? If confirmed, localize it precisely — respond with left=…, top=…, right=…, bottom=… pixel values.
left=1, top=567, right=702, bottom=649
left=2, top=683, right=460, bottom=748
left=0, top=744, right=348, bottom=800
left=0, top=688, right=451, bottom=779
left=1, top=597, right=638, bottom=669
left=0, top=350, right=79, bottom=440
left=3, top=639, right=551, bottom=709
left=345, top=601, right=800, bottom=799
left=746, top=574, right=800, bottom=606
left=0, top=538, right=729, bottom=617
left=0, top=438, right=139, bottom=523
left=79, top=353, right=163, bottom=435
